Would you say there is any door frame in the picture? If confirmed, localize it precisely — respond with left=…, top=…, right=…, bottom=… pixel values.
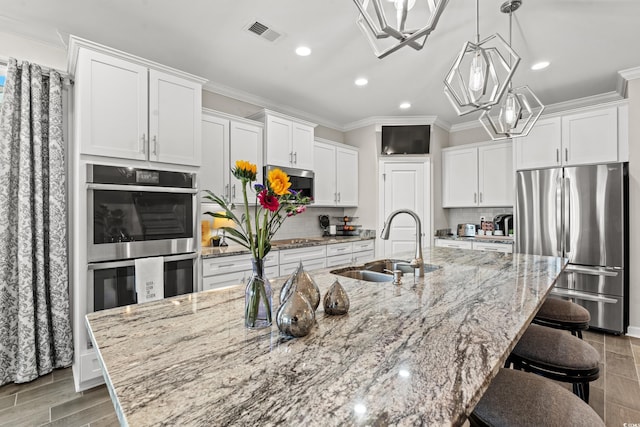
left=377, top=157, right=432, bottom=257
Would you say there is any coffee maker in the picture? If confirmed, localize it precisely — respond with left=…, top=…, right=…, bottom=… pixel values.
left=493, top=214, right=513, bottom=236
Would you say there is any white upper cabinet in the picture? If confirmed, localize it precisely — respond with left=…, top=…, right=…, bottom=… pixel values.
left=70, top=37, right=206, bottom=166
left=201, top=110, right=263, bottom=205
left=442, top=142, right=513, bottom=208
left=514, top=105, right=622, bottom=170
left=249, top=110, right=317, bottom=170
left=313, top=139, right=358, bottom=207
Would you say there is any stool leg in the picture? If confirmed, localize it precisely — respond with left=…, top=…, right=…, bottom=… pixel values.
left=577, top=330, right=583, bottom=340
left=583, top=382, right=590, bottom=404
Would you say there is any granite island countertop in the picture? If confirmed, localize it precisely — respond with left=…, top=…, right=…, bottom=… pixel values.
left=434, top=235, right=515, bottom=244
left=86, top=247, right=566, bottom=426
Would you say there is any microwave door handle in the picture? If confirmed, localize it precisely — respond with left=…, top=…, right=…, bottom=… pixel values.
left=164, top=253, right=198, bottom=262
left=88, top=253, right=197, bottom=271
left=87, top=183, right=197, bottom=194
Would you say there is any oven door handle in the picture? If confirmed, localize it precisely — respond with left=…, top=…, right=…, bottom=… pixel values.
left=88, top=253, right=197, bottom=270
left=87, top=183, right=197, bottom=194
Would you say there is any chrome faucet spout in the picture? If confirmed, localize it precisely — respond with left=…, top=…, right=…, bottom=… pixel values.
left=380, top=209, right=424, bottom=277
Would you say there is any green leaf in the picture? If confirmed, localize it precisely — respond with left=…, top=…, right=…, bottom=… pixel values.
left=224, top=234, right=250, bottom=249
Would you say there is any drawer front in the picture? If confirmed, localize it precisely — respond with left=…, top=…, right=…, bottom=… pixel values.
left=326, top=253, right=354, bottom=268
left=352, top=240, right=375, bottom=252
left=80, top=351, right=103, bottom=383
left=203, top=271, right=246, bottom=291
left=472, top=242, right=513, bottom=253
left=435, top=239, right=473, bottom=250
left=326, top=242, right=352, bottom=257
left=263, top=252, right=278, bottom=267
left=265, top=265, right=279, bottom=278
left=352, top=250, right=375, bottom=264
left=279, top=246, right=327, bottom=265
left=280, top=259, right=326, bottom=277
left=202, top=254, right=251, bottom=276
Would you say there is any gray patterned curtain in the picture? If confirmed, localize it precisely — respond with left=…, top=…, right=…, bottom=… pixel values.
left=0, top=58, right=73, bottom=385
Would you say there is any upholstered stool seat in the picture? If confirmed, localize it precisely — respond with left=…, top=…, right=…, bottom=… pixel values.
left=507, top=324, right=600, bottom=402
left=469, top=368, right=604, bottom=427
left=533, top=298, right=590, bottom=338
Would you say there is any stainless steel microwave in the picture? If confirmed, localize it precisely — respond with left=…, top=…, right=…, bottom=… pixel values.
left=264, top=165, right=314, bottom=201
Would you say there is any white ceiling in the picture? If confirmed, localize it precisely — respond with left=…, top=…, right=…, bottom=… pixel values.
left=1, top=0, right=639, bottom=130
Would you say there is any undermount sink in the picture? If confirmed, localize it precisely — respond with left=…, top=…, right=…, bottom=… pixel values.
left=330, top=259, right=440, bottom=282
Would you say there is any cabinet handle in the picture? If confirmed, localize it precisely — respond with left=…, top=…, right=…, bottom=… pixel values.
left=556, top=148, right=560, bottom=163
left=479, top=192, right=483, bottom=203
left=217, top=263, right=235, bottom=268
left=474, top=193, right=477, bottom=203
left=140, top=133, right=146, bottom=154
left=336, top=248, right=347, bottom=252
left=294, top=152, right=297, bottom=164
left=337, top=192, right=341, bottom=202
left=224, top=184, right=230, bottom=202
left=565, top=148, right=568, bottom=162
left=152, top=136, right=158, bottom=156
left=232, top=184, right=236, bottom=199
left=289, top=152, right=293, bottom=163
left=334, top=193, right=337, bottom=203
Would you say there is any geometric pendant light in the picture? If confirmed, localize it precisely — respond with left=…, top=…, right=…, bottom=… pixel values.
left=353, top=0, right=450, bottom=59
left=444, top=0, right=520, bottom=116
left=479, top=0, right=545, bottom=140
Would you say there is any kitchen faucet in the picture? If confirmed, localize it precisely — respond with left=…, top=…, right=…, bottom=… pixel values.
left=380, top=209, right=424, bottom=277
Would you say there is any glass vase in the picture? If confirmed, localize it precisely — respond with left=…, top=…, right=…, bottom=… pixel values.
left=245, top=258, right=273, bottom=329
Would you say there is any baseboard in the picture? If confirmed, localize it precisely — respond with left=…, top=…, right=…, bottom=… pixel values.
left=626, top=325, right=640, bottom=338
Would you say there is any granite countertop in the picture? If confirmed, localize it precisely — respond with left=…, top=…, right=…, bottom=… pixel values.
left=435, top=235, right=515, bottom=244
left=86, top=247, right=565, bottom=426
left=201, top=235, right=376, bottom=258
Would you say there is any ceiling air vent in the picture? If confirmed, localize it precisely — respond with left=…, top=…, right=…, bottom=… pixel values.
left=246, top=20, right=282, bottom=42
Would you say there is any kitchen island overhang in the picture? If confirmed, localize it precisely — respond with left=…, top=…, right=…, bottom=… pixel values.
left=86, top=247, right=567, bottom=426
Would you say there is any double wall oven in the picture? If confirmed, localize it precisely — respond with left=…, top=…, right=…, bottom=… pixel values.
left=86, top=164, right=197, bottom=312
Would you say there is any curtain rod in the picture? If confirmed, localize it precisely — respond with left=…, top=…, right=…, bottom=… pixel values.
left=0, top=56, right=73, bottom=85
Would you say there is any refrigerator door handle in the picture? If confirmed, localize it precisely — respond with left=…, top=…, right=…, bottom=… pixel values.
left=565, top=264, right=619, bottom=277
left=550, top=288, right=618, bottom=304
left=556, top=175, right=563, bottom=255
left=564, top=176, right=571, bottom=255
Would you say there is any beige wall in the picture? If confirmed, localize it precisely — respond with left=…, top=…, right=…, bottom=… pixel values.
left=449, top=125, right=490, bottom=147
left=344, top=125, right=378, bottom=230
left=628, top=79, right=640, bottom=335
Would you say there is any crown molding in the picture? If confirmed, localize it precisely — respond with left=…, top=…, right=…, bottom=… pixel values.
left=617, top=66, right=640, bottom=97
left=203, top=80, right=343, bottom=131
left=342, top=115, right=446, bottom=132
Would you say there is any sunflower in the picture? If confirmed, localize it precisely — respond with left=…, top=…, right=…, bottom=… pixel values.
left=233, top=160, right=257, bottom=182
left=267, top=168, right=292, bottom=196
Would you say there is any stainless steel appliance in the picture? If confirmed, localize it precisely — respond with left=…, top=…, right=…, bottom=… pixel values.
left=493, top=214, right=513, bottom=235
left=87, top=164, right=197, bottom=262
left=516, top=163, right=628, bottom=333
left=457, top=223, right=476, bottom=237
left=265, top=165, right=314, bottom=200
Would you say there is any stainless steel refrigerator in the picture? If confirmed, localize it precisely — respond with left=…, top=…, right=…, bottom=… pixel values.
left=516, top=163, right=628, bottom=334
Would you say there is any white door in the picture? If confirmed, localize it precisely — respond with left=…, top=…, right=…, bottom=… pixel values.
left=265, top=115, right=292, bottom=167
left=562, top=107, right=618, bottom=166
left=380, top=161, right=429, bottom=258
left=76, top=49, right=148, bottom=160
left=313, top=141, right=337, bottom=206
left=442, top=147, right=478, bottom=207
left=201, top=114, right=229, bottom=202
left=478, top=142, right=513, bottom=207
left=514, top=117, right=562, bottom=170
left=149, top=70, right=202, bottom=166
left=230, top=121, right=263, bottom=204
left=292, top=123, right=315, bottom=170
left=336, top=146, right=358, bottom=206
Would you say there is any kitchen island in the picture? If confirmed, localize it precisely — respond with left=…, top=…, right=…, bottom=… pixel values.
left=86, top=247, right=566, bottom=426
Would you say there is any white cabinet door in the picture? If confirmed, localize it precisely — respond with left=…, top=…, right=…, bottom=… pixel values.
left=326, top=242, right=353, bottom=257
left=514, top=117, right=562, bottom=170
left=292, top=123, right=314, bottom=170
left=230, top=121, right=263, bottom=204
left=201, top=114, right=229, bottom=201
left=562, top=107, right=618, bottom=166
left=442, top=148, right=478, bottom=207
left=280, top=259, right=326, bottom=276
left=472, top=242, right=513, bottom=253
left=76, top=49, right=148, bottom=160
left=313, top=142, right=337, bottom=206
left=434, top=239, right=472, bottom=250
left=352, top=250, right=375, bottom=264
left=149, top=70, right=201, bottom=166
left=203, top=271, right=246, bottom=291
left=265, top=115, right=293, bottom=167
left=478, top=142, right=513, bottom=207
left=336, top=146, right=358, bottom=206
left=278, top=246, right=327, bottom=266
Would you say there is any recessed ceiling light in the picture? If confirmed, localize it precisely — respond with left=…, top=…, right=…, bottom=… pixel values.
left=355, top=77, right=368, bottom=86
left=399, top=102, right=411, bottom=109
left=295, top=46, right=311, bottom=56
left=531, top=61, right=550, bottom=71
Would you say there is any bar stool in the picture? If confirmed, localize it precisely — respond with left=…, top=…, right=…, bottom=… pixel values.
left=506, top=324, right=600, bottom=403
left=533, top=297, right=590, bottom=339
left=469, top=368, right=604, bottom=427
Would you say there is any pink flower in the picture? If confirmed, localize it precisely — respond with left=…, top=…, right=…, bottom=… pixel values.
left=258, top=190, right=279, bottom=212
left=296, top=205, right=306, bottom=214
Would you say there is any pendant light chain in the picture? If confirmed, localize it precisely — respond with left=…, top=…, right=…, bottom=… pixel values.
left=475, top=0, right=480, bottom=43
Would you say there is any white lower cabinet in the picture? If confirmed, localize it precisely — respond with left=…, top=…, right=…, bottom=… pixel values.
left=280, top=258, right=327, bottom=276
left=326, top=253, right=354, bottom=267
left=352, top=250, right=375, bottom=264
left=279, top=246, right=327, bottom=276
left=434, top=239, right=513, bottom=253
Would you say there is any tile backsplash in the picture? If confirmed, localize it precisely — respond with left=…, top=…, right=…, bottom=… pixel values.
left=446, top=207, right=513, bottom=231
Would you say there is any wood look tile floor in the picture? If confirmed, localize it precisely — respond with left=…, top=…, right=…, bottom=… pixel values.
left=0, top=331, right=639, bottom=426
